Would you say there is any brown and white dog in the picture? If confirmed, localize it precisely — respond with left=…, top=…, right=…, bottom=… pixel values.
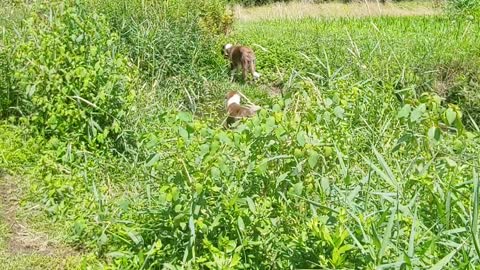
left=222, top=44, right=261, bottom=82
left=225, top=91, right=261, bottom=127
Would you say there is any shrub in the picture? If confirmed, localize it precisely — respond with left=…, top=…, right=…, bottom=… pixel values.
left=29, top=80, right=476, bottom=269
left=87, top=0, right=232, bottom=37
left=198, top=0, right=234, bottom=36
left=3, top=2, right=137, bottom=150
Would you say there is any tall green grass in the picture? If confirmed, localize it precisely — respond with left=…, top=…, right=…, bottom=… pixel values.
left=232, top=15, right=480, bottom=127
left=0, top=0, right=479, bottom=269
left=83, top=0, right=232, bottom=111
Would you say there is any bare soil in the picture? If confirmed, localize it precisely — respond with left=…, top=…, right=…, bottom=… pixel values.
left=0, top=173, right=76, bottom=262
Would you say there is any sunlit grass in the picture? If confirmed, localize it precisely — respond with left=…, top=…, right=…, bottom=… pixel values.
left=233, top=1, right=442, bottom=22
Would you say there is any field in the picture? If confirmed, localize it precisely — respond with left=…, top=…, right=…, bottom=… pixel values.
left=1, top=0, right=480, bottom=269
left=233, top=1, right=441, bottom=21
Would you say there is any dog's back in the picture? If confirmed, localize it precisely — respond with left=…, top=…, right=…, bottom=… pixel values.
left=224, top=91, right=260, bottom=127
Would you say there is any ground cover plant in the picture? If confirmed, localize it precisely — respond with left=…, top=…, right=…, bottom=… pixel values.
left=0, top=0, right=479, bottom=269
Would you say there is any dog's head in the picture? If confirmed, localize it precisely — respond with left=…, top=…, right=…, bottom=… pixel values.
left=222, top=43, right=233, bottom=58
left=225, top=91, right=241, bottom=106
left=225, top=90, right=240, bottom=100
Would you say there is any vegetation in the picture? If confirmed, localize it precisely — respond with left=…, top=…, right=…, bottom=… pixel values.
left=447, top=0, right=480, bottom=17
left=229, top=0, right=291, bottom=6
left=0, top=0, right=479, bottom=269
left=232, top=1, right=441, bottom=22
left=229, top=0, right=438, bottom=6
left=3, top=4, right=137, bottom=150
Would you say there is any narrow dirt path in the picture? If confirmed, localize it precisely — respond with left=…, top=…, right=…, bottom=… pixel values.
left=0, top=173, right=79, bottom=269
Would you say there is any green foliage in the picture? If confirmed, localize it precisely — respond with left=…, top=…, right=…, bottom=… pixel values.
left=84, top=0, right=232, bottom=110
left=2, top=2, right=137, bottom=150
left=0, top=47, right=12, bottom=118
left=198, top=0, right=234, bottom=35
left=1, top=1, right=480, bottom=269
left=447, top=0, right=480, bottom=18
left=233, top=16, right=480, bottom=128
left=88, top=0, right=232, bottom=37
left=7, top=79, right=478, bottom=268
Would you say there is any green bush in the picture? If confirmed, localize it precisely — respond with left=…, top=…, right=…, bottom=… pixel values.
left=87, top=0, right=232, bottom=37
left=198, top=0, right=234, bottom=36
left=3, top=2, right=137, bottom=150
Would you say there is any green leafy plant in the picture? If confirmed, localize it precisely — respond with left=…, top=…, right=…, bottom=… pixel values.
left=3, top=2, right=137, bottom=150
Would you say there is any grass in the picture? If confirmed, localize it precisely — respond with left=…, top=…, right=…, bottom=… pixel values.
left=233, top=1, right=442, bottom=22
left=230, top=15, right=480, bottom=127
left=0, top=253, right=81, bottom=270
left=232, top=15, right=479, bottom=77
left=0, top=198, right=8, bottom=251
left=0, top=0, right=480, bottom=269
left=0, top=174, right=83, bottom=270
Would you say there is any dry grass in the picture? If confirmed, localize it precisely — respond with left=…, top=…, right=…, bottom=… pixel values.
left=233, top=1, right=442, bottom=22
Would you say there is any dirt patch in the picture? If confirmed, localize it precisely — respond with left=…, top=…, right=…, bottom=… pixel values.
left=267, top=85, right=283, bottom=97
left=256, top=83, right=283, bottom=97
left=0, top=174, right=76, bottom=258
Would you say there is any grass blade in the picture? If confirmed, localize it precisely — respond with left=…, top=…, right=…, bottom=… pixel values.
left=428, top=244, right=462, bottom=270
left=362, top=155, right=396, bottom=189
left=378, top=205, right=396, bottom=261
left=334, top=144, right=348, bottom=181
left=472, top=169, right=480, bottom=259
left=373, top=146, right=398, bottom=189
left=408, top=207, right=417, bottom=258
